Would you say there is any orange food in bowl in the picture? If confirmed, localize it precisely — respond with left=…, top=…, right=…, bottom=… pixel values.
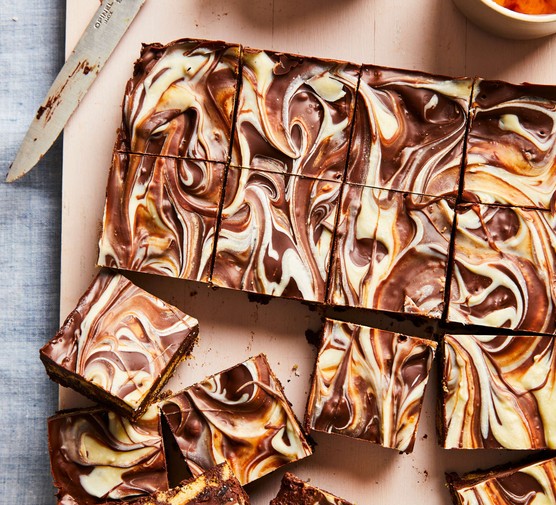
left=492, top=0, right=556, bottom=14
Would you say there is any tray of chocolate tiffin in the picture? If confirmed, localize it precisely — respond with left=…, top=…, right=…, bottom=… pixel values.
left=48, top=9, right=556, bottom=503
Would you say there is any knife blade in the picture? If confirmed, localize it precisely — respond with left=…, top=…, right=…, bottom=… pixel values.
left=6, top=0, right=146, bottom=183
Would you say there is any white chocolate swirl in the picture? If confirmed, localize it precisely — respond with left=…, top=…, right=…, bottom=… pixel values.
left=98, top=154, right=223, bottom=281
left=307, top=319, right=436, bottom=453
left=462, top=80, right=556, bottom=211
left=442, top=334, right=556, bottom=449
left=329, top=186, right=454, bottom=318
left=448, top=204, right=556, bottom=333
left=347, top=66, right=472, bottom=196
left=48, top=407, right=167, bottom=504
left=211, top=167, right=340, bottom=302
left=41, top=270, right=198, bottom=412
left=161, top=354, right=313, bottom=485
left=119, top=39, right=240, bottom=161
left=450, top=457, right=556, bottom=505
left=231, top=48, right=359, bottom=181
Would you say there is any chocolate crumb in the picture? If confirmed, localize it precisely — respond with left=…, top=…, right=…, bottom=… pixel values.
left=305, top=328, right=321, bottom=347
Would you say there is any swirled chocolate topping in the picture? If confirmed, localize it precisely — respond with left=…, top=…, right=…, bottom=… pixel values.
left=329, top=186, right=454, bottom=318
left=306, top=319, right=437, bottom=453
left=346, top=66, right=472, bottom=197
left=125, top=462, right=250, bottom=505
left=231, top=48, right=359, bottom=181
left=447, top=203, right=556, bottom=334
left=40, top=269, right=199, bottom=417
left=211, top=167, right=341, bottom=303
left=447, top=456, right=556, bottom=505
left=118, top=39, right=240, bottom=161
left=462, top=80, right=556, bottom=211
left=161, top=354, right=313, bottom=486
left=48, top=406, right=167, bottom=504
left=270, top=472, right=354, bottom=505
left=100, top=37, right=556, bottom=325
left=442, top=334, right=556, bottom=450
left=98, top=154, right=225, bottom=282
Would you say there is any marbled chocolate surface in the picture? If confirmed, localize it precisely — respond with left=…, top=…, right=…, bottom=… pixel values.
left=99, top=37, right=556, bottom=332
left=161, top=354, right=313, bottom=485
left=307, top=319, right=436, bottom=453
left=231, top=48, right=359, bottom=181
left=462, top=80, right=556, bottom=210
left=448, top=456, right=556, bottom=505
left=270, top=472, right=354, bottom=505
left=329, top=186, right=454, bottom=318
left=442, top=334, right=556, bottom=450
left=48, top=407, right=167, bottom=504
left=448, top=203, right=556, bottom=334
left=211, top=167, right=341, bottom=302
left=118, top=39, right=240, bottom=161
left=346, top=66, right=472, bottom=196
left=40, top=269, right=198, bottom=411
left=98, top=154, right=225, bottom=282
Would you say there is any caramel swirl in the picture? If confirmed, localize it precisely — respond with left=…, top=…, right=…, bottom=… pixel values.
left=457, top=469, right=556, bottom=505
left=329, top=186, right=454, bottom=318
left=448, top=456, right=556, bottom=505
left=161, top=354, right=313, bottom=486
left=347, top=66, right=472, bottom=196
left=119, top=39, right=240, bottom=161
left=211, top=167, right=341, bottom=303
left=462, top=80, right=556, bottom=211
left=307, top=319, right=436, bottom=453
left=41, top=270, right=198, bottom=413
left=99, top=37, right=556, bottom=331
left=442, top=334, right=556, bottom=450
left=98, top=154, right=224, bottom=281
left=447, top=204, right=556, bottom=333
left=231, top=48, right=359, bottom=181
left=48, top=407, right=167, bottom=504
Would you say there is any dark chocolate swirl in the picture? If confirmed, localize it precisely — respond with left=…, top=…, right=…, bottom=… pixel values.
left=231, top=48, right=359, bottom=181
left=98, top=154, right=224, bottom=281
left=118, top=39, right=240, bottom=161
left=442, top=334, right=556, bottom=449
left=447, top=203, right=556, bottom=334
left=329, top=186, right=454, bottom=318
left=211, top=167, right=341, bottom=303
left=41, top=269, right=198, bottom=412
left=462, top=80, right=556, bottom=211
left=307, top=319, right=437, bottom=453
left=48, top=407, right=167, bottom=504
left=161, top=354, right=313, bottom=485
left=346, top=66, right=472, bottom=196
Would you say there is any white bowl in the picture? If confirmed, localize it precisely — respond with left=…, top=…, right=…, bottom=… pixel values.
left=452, top=0, right=556, bottom=39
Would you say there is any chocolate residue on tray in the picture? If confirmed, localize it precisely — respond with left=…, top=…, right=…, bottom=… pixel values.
left=247, top=292, right=273, bottom=305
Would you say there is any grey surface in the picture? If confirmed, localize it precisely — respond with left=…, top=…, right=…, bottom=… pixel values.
left=1, top=1, right=64, bottom=503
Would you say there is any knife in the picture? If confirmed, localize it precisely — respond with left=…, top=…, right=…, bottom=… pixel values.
left=6, top=0, right=146, bottom=183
